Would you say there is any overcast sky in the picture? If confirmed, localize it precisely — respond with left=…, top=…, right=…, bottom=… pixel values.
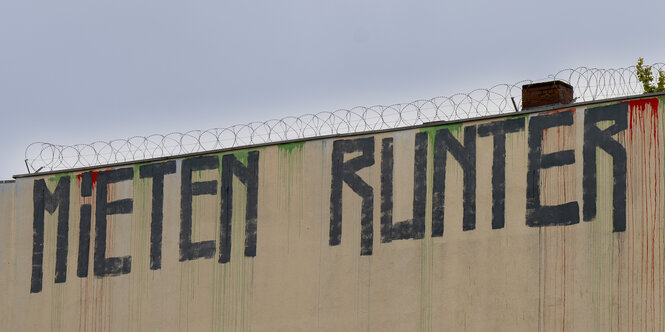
left=1, top=0, right=664, bottom=180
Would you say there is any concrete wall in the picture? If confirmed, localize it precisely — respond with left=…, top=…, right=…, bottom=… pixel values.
left=1, top=96, right=664, bottom=331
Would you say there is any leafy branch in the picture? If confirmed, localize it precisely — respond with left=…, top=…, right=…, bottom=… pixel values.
left=636, top=58, right=665, bottom=93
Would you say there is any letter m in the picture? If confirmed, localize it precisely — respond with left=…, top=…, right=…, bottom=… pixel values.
left=31, top=176, right=70, bottom=293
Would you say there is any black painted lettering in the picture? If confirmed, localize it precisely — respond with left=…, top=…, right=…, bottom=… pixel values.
left=180, top=156, right=218, bottom=261
left=380, top=133, right=427, bottom=242
left=77, top=172, right=93, bottom=278
left=526, top=111, right=579, bottom=227
left=432, top=126, right=476, bottom=236
left=583, top=104, right=628, bottom=232
left=31, top=176, right=70, bottom=293
left=330, top=137, right=375, bottom=255
left=140, top=161, right=177, bottom=270
left=94, top=168, right=134, bottom=277
left=478, top=118, right=525, bottom=229
left=219, top=151, right=260, bottom=264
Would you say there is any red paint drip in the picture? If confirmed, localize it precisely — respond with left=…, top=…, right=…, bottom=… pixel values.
left=626, top=97, right=661, bottom=330
left=76, top=171, right=99, bottom=185
left=627, top=98, right=659, bottom=141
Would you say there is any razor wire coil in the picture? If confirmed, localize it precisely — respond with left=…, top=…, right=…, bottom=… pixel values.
left=25, top=63, right=664, bottom=172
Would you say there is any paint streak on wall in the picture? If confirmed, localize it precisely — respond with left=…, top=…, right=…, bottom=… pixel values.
left=623, top=98, right=664, bottom=331
left=2, top=96, right=665, bottom=331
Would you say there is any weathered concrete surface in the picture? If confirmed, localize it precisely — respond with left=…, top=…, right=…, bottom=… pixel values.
left=1, top=96, right=664, bottom=331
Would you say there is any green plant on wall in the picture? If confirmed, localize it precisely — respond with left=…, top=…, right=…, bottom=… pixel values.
left=636, top=58, right=665, bottom=93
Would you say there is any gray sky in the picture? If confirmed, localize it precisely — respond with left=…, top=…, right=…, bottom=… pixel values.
left=1, top=0, right=663, bottom=180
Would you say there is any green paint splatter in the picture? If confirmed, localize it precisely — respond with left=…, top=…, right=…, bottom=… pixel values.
left=234, top=151, right=249, bottom=165
left=217, top=148, right=264, bottom=171
left=129, top=166, right=152, bottom=330
left=278, top=141, right=305, bottom=155
left=132, top=161, right=153, bottom=177
left=278, top=141, right=306, bottom=253
left=419, top=122, right=464, bottom=148
left=48, top=172, right=71, bottom=183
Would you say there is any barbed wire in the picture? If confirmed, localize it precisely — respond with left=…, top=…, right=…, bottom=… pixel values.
left=25, top=63, right=664, bottom=173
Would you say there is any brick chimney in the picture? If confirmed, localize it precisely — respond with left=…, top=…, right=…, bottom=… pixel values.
left=521, top=80, right=574, bottom=110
